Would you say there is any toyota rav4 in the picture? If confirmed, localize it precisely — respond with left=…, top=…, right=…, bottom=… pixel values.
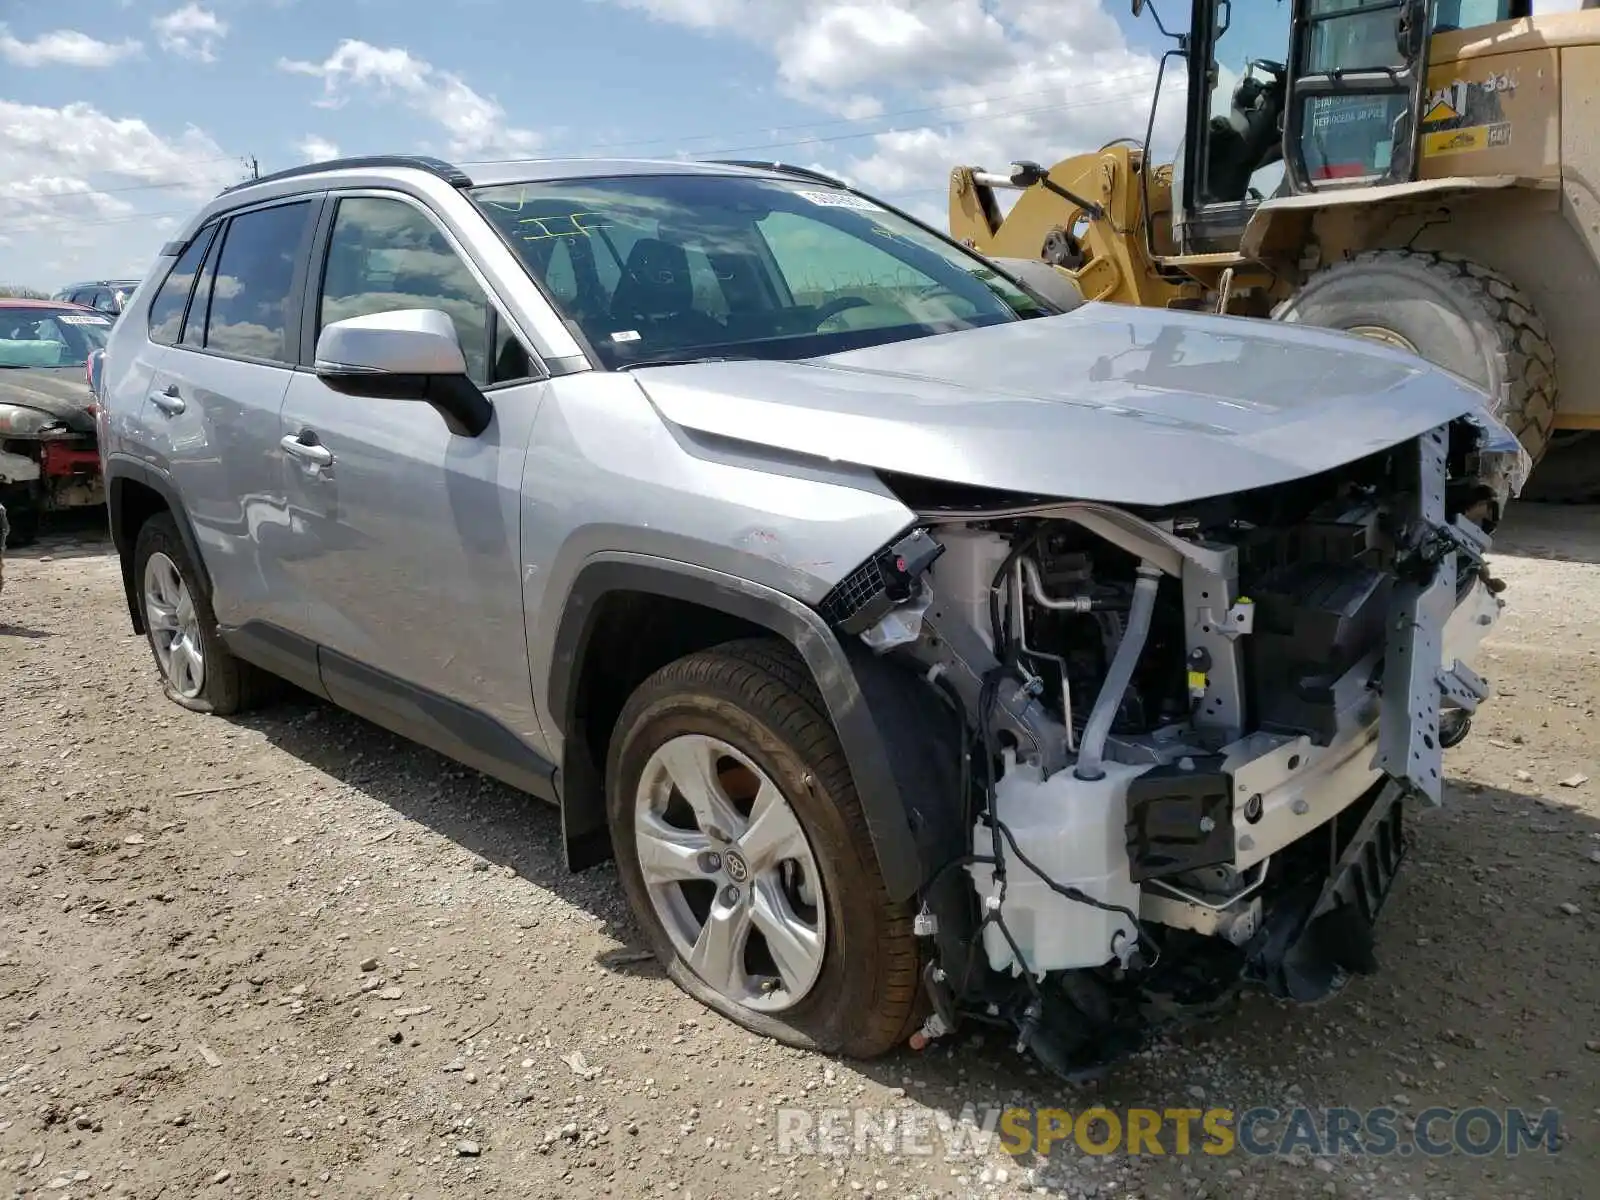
left=97, top=154, right=1527, bottom=1076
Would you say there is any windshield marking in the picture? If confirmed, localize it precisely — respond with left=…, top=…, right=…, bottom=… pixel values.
left=513, top=212, right=617, bottom=242
left=792, top=189, right=883, bottom=212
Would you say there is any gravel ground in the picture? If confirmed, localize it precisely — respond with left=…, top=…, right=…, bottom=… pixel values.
left=1, top=504, right=1596, bottom=1200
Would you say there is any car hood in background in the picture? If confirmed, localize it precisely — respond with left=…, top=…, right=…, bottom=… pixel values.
left=630, top=303, right=1496, bottom=507
left=0, top=368, right=97, bottom=434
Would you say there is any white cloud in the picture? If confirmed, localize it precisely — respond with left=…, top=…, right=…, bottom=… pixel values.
left=612, top=0, right=1186, bottom=215
left=152, top=4, right=228, bottom=63
left=279, top=40, right=540, bottom=159
left=0, top=25, right=142, bottom=68
left=296, top=135, right=341, bottom=162
left=0, top=100, right=240, bottom=287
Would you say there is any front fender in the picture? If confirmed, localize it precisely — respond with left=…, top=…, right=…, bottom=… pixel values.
left=548, top=552, right=951, bottom=902
left=1240, top=174, right=1541, bottom=260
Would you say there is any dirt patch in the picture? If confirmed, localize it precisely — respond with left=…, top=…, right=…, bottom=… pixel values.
left=2, top=506, right=1596, bottom=1199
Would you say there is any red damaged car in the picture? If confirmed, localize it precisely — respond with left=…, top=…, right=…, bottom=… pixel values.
left=0, top=298, right=112, bottom=549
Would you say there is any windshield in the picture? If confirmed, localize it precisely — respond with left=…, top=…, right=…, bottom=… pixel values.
left=471, top=172, right=1052, bottom=369
left=0, top=306, right=112, bottom=368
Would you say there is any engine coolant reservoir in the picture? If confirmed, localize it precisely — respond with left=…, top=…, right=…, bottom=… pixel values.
left=967, top=752, right=1146, bottom=975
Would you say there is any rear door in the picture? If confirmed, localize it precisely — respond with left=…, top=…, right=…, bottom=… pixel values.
left=1282, top=0, right=1433, bottom=191
left=144, top=195, right=324, bottom=679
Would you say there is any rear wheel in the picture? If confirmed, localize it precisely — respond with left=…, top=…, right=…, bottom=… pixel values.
left=1272, top=248, right=1558, bottom=466
left=133, top=513, right=276, bottom=715
left=605, top=638, right=920, bottom=1058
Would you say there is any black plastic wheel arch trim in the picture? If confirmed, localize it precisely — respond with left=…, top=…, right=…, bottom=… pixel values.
left=105, top=456, right=213, bottom=636
left=547, top=554, right=926, bottom=900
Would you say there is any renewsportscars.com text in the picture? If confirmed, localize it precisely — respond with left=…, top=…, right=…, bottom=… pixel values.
left=775, top=1104, right=1562, bottom=1160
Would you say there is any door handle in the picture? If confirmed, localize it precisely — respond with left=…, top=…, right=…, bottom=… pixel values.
left=149, top=385, right=185, bottom=415
left=280, top=432, right=334, bottom=467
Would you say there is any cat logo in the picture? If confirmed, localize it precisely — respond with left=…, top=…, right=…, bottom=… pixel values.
left=1424, top=81, right=1470, bottom=125
left=1423, top=73, right=1517, bottom=126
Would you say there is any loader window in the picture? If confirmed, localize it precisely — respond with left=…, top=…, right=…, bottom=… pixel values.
left=1431, top=0, right=1525, bottom=31
left=1296, top=0, right=1413, bottom=183
left=1196, top=0, right=1293, bottom=205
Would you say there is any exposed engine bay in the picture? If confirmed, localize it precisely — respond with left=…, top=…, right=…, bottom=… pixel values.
left=818, top=414, right=1525, bottom=1078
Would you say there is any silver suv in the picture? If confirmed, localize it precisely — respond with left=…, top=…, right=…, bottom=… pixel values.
left=99, top=154, right=1528, bottom=1076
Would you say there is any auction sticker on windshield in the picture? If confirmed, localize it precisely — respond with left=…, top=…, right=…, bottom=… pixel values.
left=57, top=314, right=112, bottom=325
left=792, top=189, right=883, bottom=212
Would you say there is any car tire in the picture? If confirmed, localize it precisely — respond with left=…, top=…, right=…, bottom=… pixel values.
left=605, top=638, right=921, bottom=1059
left=1, top=492, right=39, bottom=549
left=1271, top=248, right=1558, bottom=466
left=132, top=513, right=276, bottom=715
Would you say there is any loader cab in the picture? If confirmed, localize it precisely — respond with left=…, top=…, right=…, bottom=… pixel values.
left=1148, top=0, right=1531, bottom=255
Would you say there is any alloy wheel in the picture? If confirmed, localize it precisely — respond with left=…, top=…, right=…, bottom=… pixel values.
left=143, top=551, right=206, bottom=699
left=633, top=733, right=827, bottom=1012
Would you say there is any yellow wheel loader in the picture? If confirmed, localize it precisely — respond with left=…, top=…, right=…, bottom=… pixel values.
left=949, top=0, right=1600, bottom=501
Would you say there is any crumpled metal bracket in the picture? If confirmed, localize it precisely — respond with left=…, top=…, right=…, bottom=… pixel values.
left=1372, top=423, right=1496, bottom=806
left=1438, top=659, right=1489, bottom=714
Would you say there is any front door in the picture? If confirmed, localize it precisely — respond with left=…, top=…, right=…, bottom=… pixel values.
left=1282, top=0, right=1433, bottom=191
left=277, top=191, right=551, bottom=752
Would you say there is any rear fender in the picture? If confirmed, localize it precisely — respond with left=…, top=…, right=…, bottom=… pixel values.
left=104, top=456, right=210, bottom=634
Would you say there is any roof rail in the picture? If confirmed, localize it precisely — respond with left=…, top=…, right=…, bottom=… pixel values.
left=705, top=159, right=849, bottom=188
left=219, top=155, right=473, bottom=195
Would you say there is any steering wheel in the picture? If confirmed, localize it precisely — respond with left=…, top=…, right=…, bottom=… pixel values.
left=811, top=295, right=874, bottom=328
left=1247, top=58, right=1286, bottom=83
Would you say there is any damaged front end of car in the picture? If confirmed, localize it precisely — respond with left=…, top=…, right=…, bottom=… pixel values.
left=816, top=411, right=1527, bottom=1079
left=0, top=397, right=104, bottom=548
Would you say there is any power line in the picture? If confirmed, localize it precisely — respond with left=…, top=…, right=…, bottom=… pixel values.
left=461, top=65, right=1160, bottom=162
left=462, top=70, right=1160, bottom=167
left=0, top=66, right=1159, bottom=214
left=0, top=154, right=252, bottom=214
left=0, top=64, right=1164, bottom=232
left=0, top=208, right=194, bottom=233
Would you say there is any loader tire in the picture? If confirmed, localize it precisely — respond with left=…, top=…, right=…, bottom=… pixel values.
left=1272, top=249, right=1558, bottom=466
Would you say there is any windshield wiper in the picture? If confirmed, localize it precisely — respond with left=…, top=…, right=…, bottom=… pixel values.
left=616, top=353, right=755, bottom=372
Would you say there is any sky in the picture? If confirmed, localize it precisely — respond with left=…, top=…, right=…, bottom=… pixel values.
left=0, top=0, right=1589, bottom=291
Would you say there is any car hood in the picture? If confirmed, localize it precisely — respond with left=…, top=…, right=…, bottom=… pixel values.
left=629, top=304, right=1498, bottom=506
left=0, top=368, right=96, bottom=434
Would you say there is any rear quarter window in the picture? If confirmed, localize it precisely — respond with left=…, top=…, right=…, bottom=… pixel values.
left=148, top=226, right=219, bottom=346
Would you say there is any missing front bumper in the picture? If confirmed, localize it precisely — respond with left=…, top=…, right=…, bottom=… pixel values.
left=1243, top=779, right=1407, bottom=1003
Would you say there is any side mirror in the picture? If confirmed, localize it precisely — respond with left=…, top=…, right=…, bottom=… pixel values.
left=1132, top=0, right=1144, bottom=14
left=314, top=308, right=492, bottom=438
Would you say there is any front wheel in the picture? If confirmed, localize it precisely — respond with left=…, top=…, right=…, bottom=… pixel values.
left=605, top=639, right=920, bottom=1058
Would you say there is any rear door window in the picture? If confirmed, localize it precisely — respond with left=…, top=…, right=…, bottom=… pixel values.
left=204, top=200, right=315, bottom=364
